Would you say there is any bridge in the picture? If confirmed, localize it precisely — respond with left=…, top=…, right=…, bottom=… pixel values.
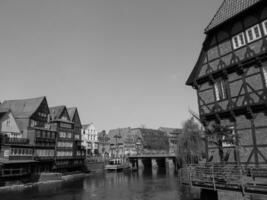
left=128, top=153, right=177, bottom=170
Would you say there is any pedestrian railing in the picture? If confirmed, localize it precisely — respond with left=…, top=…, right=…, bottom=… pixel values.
left=179, top=163, right=267, bottom=194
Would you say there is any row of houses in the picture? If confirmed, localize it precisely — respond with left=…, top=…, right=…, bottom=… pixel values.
left=80, top=126, right=182, bottom=158
left=0, top=96, right=86, bottom=182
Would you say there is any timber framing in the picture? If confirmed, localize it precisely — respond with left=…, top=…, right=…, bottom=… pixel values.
left=187, top=1, right=267, bottom=167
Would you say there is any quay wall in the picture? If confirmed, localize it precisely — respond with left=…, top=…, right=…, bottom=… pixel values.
left=0, top=172, right=88, bottom=193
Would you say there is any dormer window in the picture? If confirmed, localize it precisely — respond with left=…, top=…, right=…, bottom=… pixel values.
left=262, top=20, right=267, bottom=36
left=232, top=33, right=246, bottom=49
left=214, top=80, right=228, bottom=101
left=246, top=24, right=261, bottom=43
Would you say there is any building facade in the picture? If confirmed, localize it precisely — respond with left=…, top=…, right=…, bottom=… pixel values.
left=0, top=97, right=56, bottom=178
left=187, top=0, right=267, bottom=166
left=0, top=108, right=34, bottom=182
left=0, top=96, right=86, bottom=184
left=130, top=128, right=169, bottom=155
left=158, top=127, right=182, bottom=155
left=81, top=123, right=99, bottom=156
left=108, top=128, right=134, bottom=158
left=186, top=0, right=267, bottom=198
left=108, top=128, right=170, bottom=158
left=67, top=107, right=85, bottom=169
left=50, top=106, right=77, bottom=172
left=97, top=130, right=110, bottom=158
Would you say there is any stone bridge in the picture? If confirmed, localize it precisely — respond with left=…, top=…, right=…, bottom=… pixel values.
left=128, top=154, right=177, bottom=170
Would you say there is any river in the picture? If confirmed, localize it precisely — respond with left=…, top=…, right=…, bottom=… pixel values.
left=1, top=169, right=198, bottom=200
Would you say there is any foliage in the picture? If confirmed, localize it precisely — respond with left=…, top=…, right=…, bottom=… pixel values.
left=176, top=117, right=205, bottom=167
left=189, top=110, right=238, bottom=162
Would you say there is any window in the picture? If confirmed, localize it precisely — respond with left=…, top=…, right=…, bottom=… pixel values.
left=30, top=119, right=37, bottom=127
left=262, top=66, right=267, bottom=87
left=222, top=127, right=235, bottom=147
left=6, top=119, right=10, bottom=127
left=246, top=24, right=262, bottom=43
left=262, top=20, right=267, bottom=35
left=232, top=32, right=246, bottom=49
left=214, top=80, right=228, bottom=101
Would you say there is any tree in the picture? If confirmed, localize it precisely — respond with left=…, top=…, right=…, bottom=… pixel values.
left=205, top=123, right=236, bottom=162
left=189, top=110, right=237, bottom=163
left=176, top=117, right=205, bottom=167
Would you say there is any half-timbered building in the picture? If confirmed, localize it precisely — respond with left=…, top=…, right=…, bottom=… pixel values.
left=0, top=108, right=35, bottom=184
left=67, top=107, right=85, bottom=170
left=49, top=105, right=75, bottom=172
left=185, top=0, right=267, bottom=198
left=187, top=0, right=267, bottom=166
left=0, top=97, right=56, bottom=175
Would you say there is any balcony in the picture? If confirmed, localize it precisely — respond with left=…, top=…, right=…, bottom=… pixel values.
left=9, top=155, right=34, bottom=160
left=0, top=168, right=30, bottom=178
left=35, top=137, right=56, bottom=143
left=35, top=156, right=55, bottom=161
left=180, top=163, right=267, bottom=195
left=0, top=136, right=30, bottom=145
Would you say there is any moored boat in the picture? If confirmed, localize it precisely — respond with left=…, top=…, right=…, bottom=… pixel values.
left=105, top=158, right=130, bottom=172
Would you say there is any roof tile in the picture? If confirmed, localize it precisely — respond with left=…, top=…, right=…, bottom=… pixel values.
left=206, top=0, right=262, bottom=32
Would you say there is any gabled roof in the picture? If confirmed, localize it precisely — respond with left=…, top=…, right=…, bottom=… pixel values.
left=82, top=123, right=94, bottom=129
left=0, top=108, right=26, bottom=132
left=205, top=0, right=262, bottom=33
left=1, top=96, right=46, bottom=119
left=49, top=105, right=69, bottom=121
left=67, top=107, right=76, bottom=121
left=186, top=49, right=206, bottom=86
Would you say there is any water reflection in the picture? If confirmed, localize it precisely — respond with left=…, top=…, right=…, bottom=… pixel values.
left=1, top=169, right=197, bottom=200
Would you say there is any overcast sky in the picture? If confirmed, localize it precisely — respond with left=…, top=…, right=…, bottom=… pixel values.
left=0, top=0, right=222, bottom=131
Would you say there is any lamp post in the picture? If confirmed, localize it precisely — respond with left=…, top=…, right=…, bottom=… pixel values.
left=114, top=133, right=121, bottom=158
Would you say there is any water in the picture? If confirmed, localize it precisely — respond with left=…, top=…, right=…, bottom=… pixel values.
left=0, top=169, right=198, bottom=200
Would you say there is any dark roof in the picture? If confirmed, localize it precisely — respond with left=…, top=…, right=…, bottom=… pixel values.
left=205, top=0, right=262, bottom=33
left=108, top=127, right=132, bottom=144
left=158, top=127, right=182, bottom=135
left=133, top=128, right=169, bottom=151
left=49, top=105, right=66, bottom=120
left=186, top=50, right=206, bottom=86
left=0, top=107, right=10, bottom=114
left=1, top=97, right=45, bottom=119
left=67, top=107, right=76, bottom=121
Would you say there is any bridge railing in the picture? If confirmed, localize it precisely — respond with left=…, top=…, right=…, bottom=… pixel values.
left=179, top=163, right=267, bottom=193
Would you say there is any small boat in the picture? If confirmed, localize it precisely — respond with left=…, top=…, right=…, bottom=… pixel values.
left=105, top=158, right=130, bottom=172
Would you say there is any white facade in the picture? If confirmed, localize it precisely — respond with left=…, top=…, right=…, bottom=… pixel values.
left=81, top=123, right=99, bottom=156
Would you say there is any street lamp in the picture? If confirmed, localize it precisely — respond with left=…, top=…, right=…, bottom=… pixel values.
left=114, top=133, right=121, bottom=158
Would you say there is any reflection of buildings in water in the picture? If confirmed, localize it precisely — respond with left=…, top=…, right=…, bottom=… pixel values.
left=104, top=173, right=130, bottom=187
left=152, top=168, right=158, bottom=179
left=83, top=175, right=105, bottom=191
left=37, top=181, right=62, bottom=193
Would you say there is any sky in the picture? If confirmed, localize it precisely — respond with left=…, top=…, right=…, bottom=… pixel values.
left=0, top=0, right=222, bottom=131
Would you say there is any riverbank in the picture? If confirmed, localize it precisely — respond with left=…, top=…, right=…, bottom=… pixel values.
left=0, top=172, right=91, bottom=193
